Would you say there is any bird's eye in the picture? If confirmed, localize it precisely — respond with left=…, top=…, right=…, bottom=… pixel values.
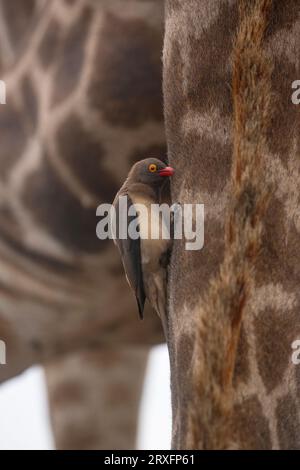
left=148, top=164, right=157, bottom=173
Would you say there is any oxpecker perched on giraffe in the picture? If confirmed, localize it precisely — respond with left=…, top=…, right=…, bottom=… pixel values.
left=113, top=158, right=174, bottom=332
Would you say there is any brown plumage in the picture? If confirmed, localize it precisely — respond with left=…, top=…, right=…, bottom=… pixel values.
left=113, top=158, right=174, bottom=332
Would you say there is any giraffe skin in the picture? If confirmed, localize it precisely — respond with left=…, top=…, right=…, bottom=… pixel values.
left=163, top=0, right=300, bottom=449
left=0, top=0, right=165, bottom=449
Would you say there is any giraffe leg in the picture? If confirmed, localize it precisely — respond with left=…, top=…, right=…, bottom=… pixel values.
left=45, top=346, right=148, bottom=450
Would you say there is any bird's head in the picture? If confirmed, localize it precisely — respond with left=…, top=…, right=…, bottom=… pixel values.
left=129, top=158, right=174, bottom=187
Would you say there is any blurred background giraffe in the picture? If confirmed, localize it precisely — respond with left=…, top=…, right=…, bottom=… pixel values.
left=0, top=0, right=166, bottom=449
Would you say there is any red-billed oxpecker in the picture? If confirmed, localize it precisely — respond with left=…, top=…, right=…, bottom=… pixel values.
left=113, top=158, right=174, bottom=333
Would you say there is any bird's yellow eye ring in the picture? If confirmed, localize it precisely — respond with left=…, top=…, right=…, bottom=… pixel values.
left=148, top=164, right=157, bottom=173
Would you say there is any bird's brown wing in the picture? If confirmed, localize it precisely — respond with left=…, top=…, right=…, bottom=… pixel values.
left=114, top=194, right=146, bottom=319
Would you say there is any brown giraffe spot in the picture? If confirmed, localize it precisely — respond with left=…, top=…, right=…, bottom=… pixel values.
left=276, top=392, right=300, bottom=449
left=182, top=134, right=232, bottom=195
left=0, top=103, right=27, bottom=178
left=29, top=339, right=44, bottom=354
left=108, top=260, right=125, bottom=277
left=254, top=307, right=298, bottom=394
left=106, top=383, right=133, bottom=406
left=81, top=350, right=121, bottom=368
left=56, top=418, right=103, bottom=451
left=1, top=0, right=36, bottom=49
left=0, top=277, right=19, bottom=296
left=295, top=366, right=300, bottom=405
left=51, top=6, right=92, bottom=106
left=38, top=19, right=62, bottom=69
left=64, top=0, right=77, bottom=6
left=175, top=333, right=194, bottom=391
left=0, top=219, right=77, bottom=275
left=164, top=34, right=233, bottom=195
left=267, top=55, right=299, bottom=165
left=266, top=0, right=300, bottom=38
left=22, top=151, right=109, bottom=253
left=257, top=197, right=300, bottom=289
left=233, top=396, right=272, bottom=449
left=171, top=219, right=225, bottom=314
left=233, top=325, right=250, bottom=386
left=50, top=380, right=86, bottom=406
left=173, top=332, right=195, bottom=444
left=21, top=75, right=38, bottom=131
left=0, top=204, right=22, bottom=238
left=56, top=114, right=119, bottom=202
left=88, top=12, right=164, bottom=127
left=129, top=144, right=168, bottom=166
left=163, top=39, right=186, bottom=170
left=285, top=221, right=300, bottom=280
left=185, top=2, right=238, bottom=116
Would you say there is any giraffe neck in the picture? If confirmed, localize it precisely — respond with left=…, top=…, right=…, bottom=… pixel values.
left=164, top=0, right=300, bottom=449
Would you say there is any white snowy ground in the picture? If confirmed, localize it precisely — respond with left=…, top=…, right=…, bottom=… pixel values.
left=0, top=344, right=171, bottom=450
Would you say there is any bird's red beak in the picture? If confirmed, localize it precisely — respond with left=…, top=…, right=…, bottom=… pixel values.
left=158, top=166, right=174, bottom=177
